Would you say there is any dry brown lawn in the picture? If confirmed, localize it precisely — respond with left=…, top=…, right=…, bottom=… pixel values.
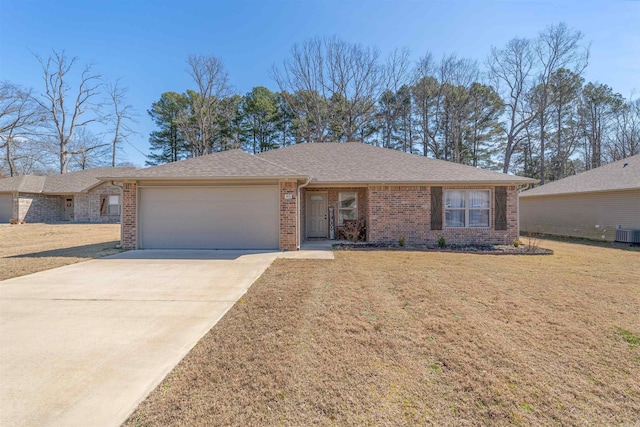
left=125, top=239, right=640, bottom=426
left=0, top=223, right=121, bottom=280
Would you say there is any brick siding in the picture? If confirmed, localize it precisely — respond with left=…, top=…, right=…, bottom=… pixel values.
left=279, top=180, right=298, bottom=250
left=366, top=185, right=519, bottom=246
left=121, top=182, right=137, bottom=249
left=74, top=182, right=123, bottom=223
left=367, top=186, right=430, bottom=244
left=16, top=193, right=63, bottom=222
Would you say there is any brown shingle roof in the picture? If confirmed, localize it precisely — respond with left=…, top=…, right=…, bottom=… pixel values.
left=259, top=142, right=536, bottom=184
left=42, top=167, right=136, bottom=193
left=520, top=154, right=640, bottom=197
left=0, top=175, right=46, bottom=193
left=0, top=167, right=135, bottom=194
left=102, top=149, right=304, bottom=180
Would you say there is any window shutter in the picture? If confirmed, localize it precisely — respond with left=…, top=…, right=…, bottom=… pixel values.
left=431, top=186, right=443, bottom=230
left=100, top=195, right=107, bottom=216
left=495, top=186, right=508, bottom=230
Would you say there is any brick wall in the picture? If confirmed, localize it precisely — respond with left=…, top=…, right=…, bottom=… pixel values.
left=16, top=193, right=63, bottom=222
left=302, top=187, right=369, bottom=240
left=279, top=180, right=297, bottom=250
left=121, top=182, right=137, bottom=249
left=367, top=185, right=519, bottom=246
left=367, top=186, right=429, bottom=244
left=81, top=183, right=122, bottom=223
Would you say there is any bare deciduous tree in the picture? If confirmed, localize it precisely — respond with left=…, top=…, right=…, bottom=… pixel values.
left=35, top=50, right=104, bottom=173
left=67, top=128, right=110, bottom=170
left=0, top=82, right=45, bottom=176
left=106, top=80, right=135, bottom=166
left=273, top=36, right=383, bottom=143
left=182, top=54, right=230, bottom=156
left=487, top=37, right=537, bottom=173
left=609, top=97, right=640, bottom=160
left=273, top=38, right=333, bottom=142
left=412, top=53, right=443, bottom=157
left=579, top=82, right=624, bottom=168
left=534, top=22, right=589, bottom=183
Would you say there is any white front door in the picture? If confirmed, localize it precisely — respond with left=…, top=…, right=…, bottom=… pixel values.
left=306, top=193, right=327, bottom=238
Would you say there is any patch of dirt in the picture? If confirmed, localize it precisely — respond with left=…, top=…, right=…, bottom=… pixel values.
left=0, top=223, right=121, bottom=280
left=125, top=238, right=640, bottom=426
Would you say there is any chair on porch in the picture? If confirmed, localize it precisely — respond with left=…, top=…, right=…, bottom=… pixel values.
left=337, top=219, right=366, bottom=242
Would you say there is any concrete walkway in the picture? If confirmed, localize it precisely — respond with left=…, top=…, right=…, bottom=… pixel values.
left=0, top=248, right=332, bottom=427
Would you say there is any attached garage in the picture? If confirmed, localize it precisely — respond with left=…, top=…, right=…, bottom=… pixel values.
left=138, top=185, right=280, bottom=249
left=0, top=194, right=13, bottom=223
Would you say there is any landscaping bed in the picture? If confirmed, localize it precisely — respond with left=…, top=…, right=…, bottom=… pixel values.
left=332, top=242, right=553, bottom=255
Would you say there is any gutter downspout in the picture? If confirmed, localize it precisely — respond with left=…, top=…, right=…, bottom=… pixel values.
left=111, top=181, right=124, bottom=249
left=516, top=184, right=532, bottom=239
left=297, top=176, right=311, bottom=250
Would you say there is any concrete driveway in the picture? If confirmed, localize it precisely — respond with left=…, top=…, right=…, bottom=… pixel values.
left=0, top=248, right=332, bottom=427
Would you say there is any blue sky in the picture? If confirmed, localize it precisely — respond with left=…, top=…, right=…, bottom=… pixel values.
left=1, top=0, right=639, bottom=166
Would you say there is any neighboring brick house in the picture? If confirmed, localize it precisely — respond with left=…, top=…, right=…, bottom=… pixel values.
left=0, top=168, right=135, bottom=224
left=100, top=142, right=536, bottom=251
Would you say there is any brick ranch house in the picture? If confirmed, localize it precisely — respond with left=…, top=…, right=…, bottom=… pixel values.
left=101, top=142, right=536, bottom=250
left=0, top=167, right=135, bottom=224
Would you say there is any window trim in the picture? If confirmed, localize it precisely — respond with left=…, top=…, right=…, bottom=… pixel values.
left=338, top=192, right=358, bottom=225
left=444, top=189, right=491, bottom=229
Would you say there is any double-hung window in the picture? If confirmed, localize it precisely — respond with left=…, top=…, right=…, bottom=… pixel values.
left=338, top=192, right=357, bottom=225
left=444, top=190, right=490, bottom=228
left=107, top=195, right=121, bottom=215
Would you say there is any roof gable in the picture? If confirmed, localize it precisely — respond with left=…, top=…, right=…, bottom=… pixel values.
left=258, top=142, right=535, bottom=184
left=520, top=154, right=640, bottom=197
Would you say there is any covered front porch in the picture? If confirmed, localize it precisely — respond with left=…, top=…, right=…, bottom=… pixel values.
left=301, top=187, right=368, bottom=244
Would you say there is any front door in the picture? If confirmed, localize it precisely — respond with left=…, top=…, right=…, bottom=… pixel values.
left=306, top=192, right=327, bottom=238
left=63, top=197, right=74, bottom=221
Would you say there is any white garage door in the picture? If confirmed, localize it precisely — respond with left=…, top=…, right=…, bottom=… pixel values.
left=0, top=194, right=13, bottom=223
left=139, top=186, right=280, bottom=249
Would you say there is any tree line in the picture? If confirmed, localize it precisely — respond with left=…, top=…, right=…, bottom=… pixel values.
left=2, top=23, right=639, bottom=183
left=147, top=24, right=639, bottom=183
left=0, top=50, right=134, bottom=176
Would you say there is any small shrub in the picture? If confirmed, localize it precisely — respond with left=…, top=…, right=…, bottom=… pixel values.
left=398, top=236, right=406, bottom=247
left=438, top=236, right=446, bottom=248
left=525, top=230, right=541, bottom=253
left=513, top=239, right=520, bottom=247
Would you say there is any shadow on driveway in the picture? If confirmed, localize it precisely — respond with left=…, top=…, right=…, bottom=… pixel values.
left=5, top=241, right=121, bottom=259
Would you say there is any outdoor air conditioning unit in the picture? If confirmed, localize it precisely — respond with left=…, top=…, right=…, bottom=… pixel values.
left=615, top=227, right=640, bottom=244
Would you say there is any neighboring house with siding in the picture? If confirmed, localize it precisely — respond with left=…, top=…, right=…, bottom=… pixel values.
left=99, top=142, right=536, bottom=250
left=0, top=167, right=135, bottom=224
left=519, top=154, right=640, bottom=241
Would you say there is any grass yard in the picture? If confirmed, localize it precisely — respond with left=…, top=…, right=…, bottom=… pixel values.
left=126, top=239, right=640, bottom=426
left=0, top=223, right=121, bottom=281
